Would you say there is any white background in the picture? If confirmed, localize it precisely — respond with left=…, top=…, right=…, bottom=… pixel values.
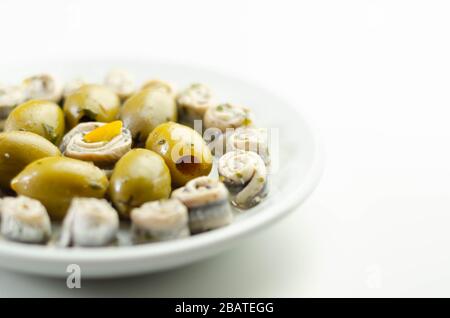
left=0, top=0, right=449, bottom=297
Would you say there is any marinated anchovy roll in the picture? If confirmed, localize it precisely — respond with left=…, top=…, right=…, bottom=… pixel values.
left=59, top=198, right=119, bottom=247
left=60, top=121, right=132, bottom=168
left=172, top=176, right=233, bottom=233
left=0, top=84, right=27, bottom=129
left=63, top=78, right=86, bottom=99
left=218, top=150, right=268, bottom=208
left=104, top=69, right=136, bottom=100
left=203, top=103, right=253, bottom=132
left=131, top=199, right=190, bottom=243
left=0, top=196, right=51, bottom=244
left=226, top=127, right=270, bottom=165
left=22, top=74, right=62, bottom=103
left=177, top=83, right=213, bottom=125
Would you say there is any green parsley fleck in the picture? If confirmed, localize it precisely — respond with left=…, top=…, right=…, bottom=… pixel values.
left=41, top=123, right=58, bottom=144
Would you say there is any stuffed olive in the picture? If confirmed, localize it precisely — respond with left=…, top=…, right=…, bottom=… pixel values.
left=121, top=88, right=177, bottom=143
left=63, top=84, right=120, bottom=129
left=109, top=149, right=171, bottom=217
left=0, top=131, right=61, bottom=190
left=145, top=122, right=213, bottom=187
left=4, top=100, right=65, bottom=144
left=11, top=157, right=109, bottom=220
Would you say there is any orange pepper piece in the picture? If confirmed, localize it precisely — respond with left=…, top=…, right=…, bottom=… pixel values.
left=84, top=121, right=123, bottom=143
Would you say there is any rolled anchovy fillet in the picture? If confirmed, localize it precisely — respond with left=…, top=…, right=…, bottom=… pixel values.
left=0, top=196, right=51, bottom=243
left=226, top=127, right=270, bottom=165
left=131, top=199, right=190, bottom=243
left=177, top=83, right=213, bottom=125
left=141, top=79, right=174, bottom=95
left=63, top=78, right=86, bottom=99
left=59, top=198, right=119, bottom=247
left=0, top=84, right=27, bottom=122
left=172, top=176, right=233, bottom=234
left=60, top=122, right=132, bottom=168
left=104, top=69, right=136, bottom=100
left=22, top=74, right=62, bottom=103
left=218, top=150, right=268, bottom=208
left=203, top=103, right=253, bottom=132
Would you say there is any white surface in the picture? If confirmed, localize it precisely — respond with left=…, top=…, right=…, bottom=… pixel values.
left=0, top=60, right=322, bottom=278
left=0, top=0, right=449, bottom=296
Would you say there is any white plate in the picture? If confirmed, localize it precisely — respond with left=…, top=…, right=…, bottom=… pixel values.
left=0, top=60, right=323, bottom=278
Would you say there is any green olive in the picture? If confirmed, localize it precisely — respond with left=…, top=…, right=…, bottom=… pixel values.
left=11, top=157, right=109, bottom=220
left=121, top=88, right=177, bottom=142
left=4, top=100, right=65, bottom=144
left=63, top=84, right=120, bottom=129
left=145, top=122, right=213, bottom=187
left=141, top=79, right=174, bottom=94
left=109, top=148, right=171, bottom=217
left=0, top=131, right=61, bottom=189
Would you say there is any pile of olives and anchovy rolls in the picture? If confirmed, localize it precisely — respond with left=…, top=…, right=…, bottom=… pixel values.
left=0, top=70, right=271, bottom=247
